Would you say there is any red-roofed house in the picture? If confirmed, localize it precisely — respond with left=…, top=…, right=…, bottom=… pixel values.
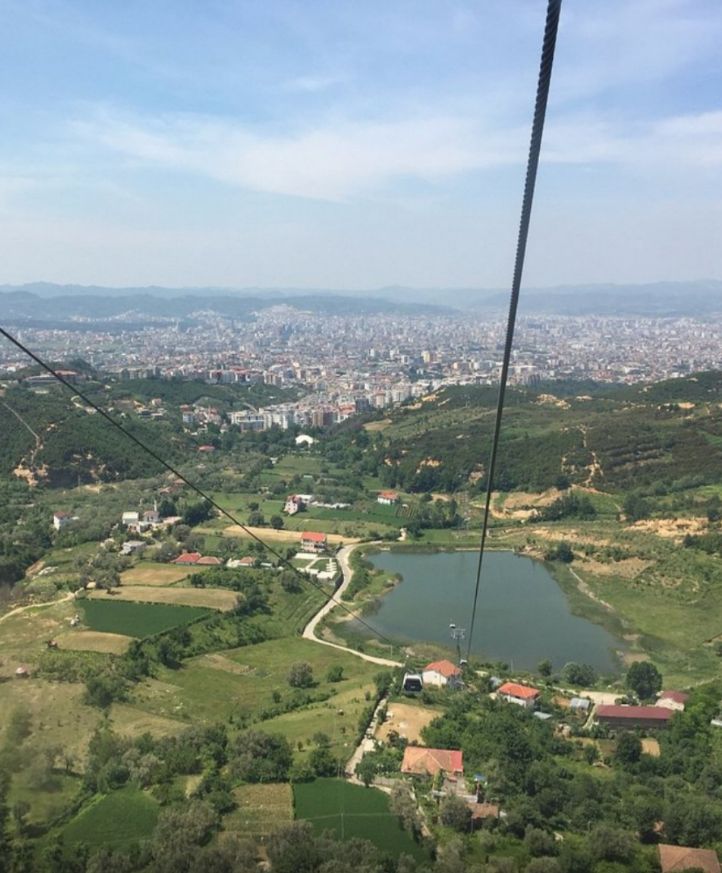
left=596, top=705, right=674, bottom=730
left=656, top=691, right=689, bottom=712
left=658, top=844, right=720, bottom=873
left=195, top=555, right=221, bottom=566
left=301, top=531, right=327, bottom=553
left=172, top=552, right=202, bottom=565
left=422, top=660, right=462, bottom=688
left=377, top=490, right=399, bottom=506
left=498, top=682, right=540, bottom=709
left=401, top=747, right=463, bottom=779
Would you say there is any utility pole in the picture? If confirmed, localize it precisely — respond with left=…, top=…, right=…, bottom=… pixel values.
left=449, top=622, right=467, bottom=667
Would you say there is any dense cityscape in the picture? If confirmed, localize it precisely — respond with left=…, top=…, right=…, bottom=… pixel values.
left=2, top=306, right=721, bottom=432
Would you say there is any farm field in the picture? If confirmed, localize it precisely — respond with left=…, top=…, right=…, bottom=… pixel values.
left=89, top=584, right=238, bottom=611
left=109, top=702, right=187, bottom=738
left=222, top=783, right=293, bottom=838
left=9, top=771, right=81, bottom=826
left=209, top=524, right=360, bottom=546
left=129, top=637, right=378, bottom=727
left=294, top=778, right=426, bottom=860
left=61, top=787, right=159, bottom=848
left=120, top=562, right=197, bottom=586
left=80, top=599, right=211, bottom=637
left=55, top=629, right=131, bottom=654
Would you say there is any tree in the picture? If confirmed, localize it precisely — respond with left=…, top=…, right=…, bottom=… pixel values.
left=267, top=822, right=319, bottom=873
left=270, top=515, right=284, bottom=530
left=182, top=501, right=213, bottom=526
left=326, top=665, right=344, bottom=683
left=525, top=827, right=557, bottom=857
left=439, top=795, right=472, bottom=832
left=626, top=661, right=662, bottom=700
left=537, top=659, right=552, bottom=678
left=288, top=662, right=314, bottom=689
left=614, top=732, right=642, bottom=766
left=355, top=756, right=377, bottom=787
left=248, top=511, right=264, bottom=527
left=562, top=663, right=596, bottom=687
left=545, top=541, right=574, bottom=563
left=389, top=784, right=421, bottom=838
left=230, top=731, right=292, bottom=783
left=623, top=494, right=650, bottom=523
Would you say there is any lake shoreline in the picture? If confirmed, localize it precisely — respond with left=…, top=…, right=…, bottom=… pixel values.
left=352, top=547, right=626, bottom=674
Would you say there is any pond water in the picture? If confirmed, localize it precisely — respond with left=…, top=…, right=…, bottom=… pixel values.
left=357, top=550, right=622, bottom=673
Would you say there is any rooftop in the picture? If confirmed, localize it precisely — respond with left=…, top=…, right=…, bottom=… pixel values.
left=498, top=682, right=540, bottom=700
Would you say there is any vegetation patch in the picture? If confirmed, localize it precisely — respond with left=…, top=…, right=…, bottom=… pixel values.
left=62, top=787, right=159, bottom=848
left=294, top=778, right=426, bottom=859
left=120, top=563, right=196, bottom=586
left=80, top=599, right=211, bottom=638
left=223, top=783, right=293, bottom=837
left=55, top=629, right=132, bottom=655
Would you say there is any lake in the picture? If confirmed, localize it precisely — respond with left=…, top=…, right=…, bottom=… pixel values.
left=358, top=550, right=622, bottom=673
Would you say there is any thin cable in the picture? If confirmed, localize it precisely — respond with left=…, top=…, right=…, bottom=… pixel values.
left=466, top=0, right=562, bottom=661
left=0, top=325, right=399, bottom=649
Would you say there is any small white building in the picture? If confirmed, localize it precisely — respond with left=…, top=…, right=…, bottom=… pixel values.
left=497, top=682, right=540, bottom=709
left=656, top=691, right=689, bottom=712
left=121, top=511, right=140, bottom=527
left=295, top=434, right=315, bottom=447
left=422, top=659, right=463, bottom=688
left=121, top=540, right=147, bottom=556
left=52, top=511, right=74, bottom=531
left=377, top=490, right=399, bottom=506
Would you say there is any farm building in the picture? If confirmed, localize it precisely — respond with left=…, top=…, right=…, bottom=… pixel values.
left=570, top=697, right=592, bottom=714
left=595, top=704, right=674, bottom=730
left=377, top=490, right=399, bottom=506
left=401, top=746, right=463, bottom=779
left=422, top=659, right=462, bottom=688
left=172, top=552, right=202, bottom=565
left=498, top=682, right=540, bottom=709
left=227, top=556, right=256, bottom=568
left=195, top=556, right=222, bottom=566
left=301, top=531, right=327, bottom=553
left=468, top=802, right=501, bottom=829
left=121, top=540, right=147, bottom=556
left=121, top=511, right=140, bottom=526
left=658, top=844, right=720, bottom=873
left=15, top=665, right=30, bottom=678
left=656, top=690, right=689, bottom=712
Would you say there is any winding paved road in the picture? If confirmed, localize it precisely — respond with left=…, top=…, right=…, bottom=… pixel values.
left=302, top=544, right=402, bottom=668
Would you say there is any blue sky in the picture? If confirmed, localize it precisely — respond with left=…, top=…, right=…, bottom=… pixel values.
left=0, top=0, right=721, bottom=289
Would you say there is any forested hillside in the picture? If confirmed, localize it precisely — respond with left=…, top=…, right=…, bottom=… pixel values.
left=366, top=372, right=722, bottom=494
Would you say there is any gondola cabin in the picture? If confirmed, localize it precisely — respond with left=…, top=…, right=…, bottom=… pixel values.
left=402, top=672, right=423, bottom=694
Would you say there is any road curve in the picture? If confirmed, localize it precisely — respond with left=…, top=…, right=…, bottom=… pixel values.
left=302, top=544, right=402, bottom=668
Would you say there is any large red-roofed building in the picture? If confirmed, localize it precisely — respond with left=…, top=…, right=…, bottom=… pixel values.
left=301, top=531, right=328, bottom=552
left=596, top=704, right=674, bottom=730
left=658, top=844, right=720, bottom=873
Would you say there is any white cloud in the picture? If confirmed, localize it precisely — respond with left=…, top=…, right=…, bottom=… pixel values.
left=71, top=103, right=722, bottom=203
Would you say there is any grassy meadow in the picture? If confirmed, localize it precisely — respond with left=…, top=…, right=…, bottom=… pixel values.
left=80, top=599, right=211, bottom=637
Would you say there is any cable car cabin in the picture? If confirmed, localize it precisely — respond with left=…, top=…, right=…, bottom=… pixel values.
left=402, top=672, right=423, bottom=694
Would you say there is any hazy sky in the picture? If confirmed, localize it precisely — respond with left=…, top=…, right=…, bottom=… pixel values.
left=1, top=0, right=721, bottom=290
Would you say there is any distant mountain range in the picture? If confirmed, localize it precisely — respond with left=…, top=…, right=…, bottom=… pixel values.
left=0, top=279, right=721, bottom=323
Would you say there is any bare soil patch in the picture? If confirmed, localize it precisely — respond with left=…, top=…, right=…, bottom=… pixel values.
left=216, top=525, right=360, bottom=545
left=121, top=564, right=195, bottom=586
left=642, top=738, right=661, bottom=757
left=630, top=517, right=708, bottom=542
left=376, top=702, right=441, bottom=744
left=89, top=585, right=237, bottom=611
left=580, top=557, right=652, bottom=579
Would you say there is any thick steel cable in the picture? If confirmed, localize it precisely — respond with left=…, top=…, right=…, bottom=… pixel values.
left=465, top=0, right=562, bottom=661
left=0, top=325, right=399, bottom=650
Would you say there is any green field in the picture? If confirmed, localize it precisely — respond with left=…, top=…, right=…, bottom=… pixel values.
left=294, top=778, right=426, bottom=859
left=62, top=787, right=159, bottom=848
left=80, top=599, right=211, bottom=638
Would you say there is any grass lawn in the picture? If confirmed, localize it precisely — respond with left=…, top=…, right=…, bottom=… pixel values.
left=222, top=783, right=293, bottom=837
left=129, top=637, right=379, bottom=727
left=80, top=599, right=211, bottom=638
left=294, top=778, right=427, bottom=859
left=9, top=772, right=81, bottom=825
left=55, top=629, right=132, bottom=655
left=109, top=702, right=188, bottom=739
left=62, top=787, right=159, bottom=848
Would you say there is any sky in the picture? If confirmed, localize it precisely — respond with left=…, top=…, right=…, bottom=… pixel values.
left=0, top=0, right=721, bottom=291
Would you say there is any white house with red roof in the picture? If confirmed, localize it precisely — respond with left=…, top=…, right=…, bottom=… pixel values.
left=422, top=659, right=463, bottom=688
left=498, top=682, right=541, bottom=709
left=52, top=511, right=75, bottom=531
left=377, top=490, right=399, bottom=506
left=301, top=531, right=327, bottom=553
